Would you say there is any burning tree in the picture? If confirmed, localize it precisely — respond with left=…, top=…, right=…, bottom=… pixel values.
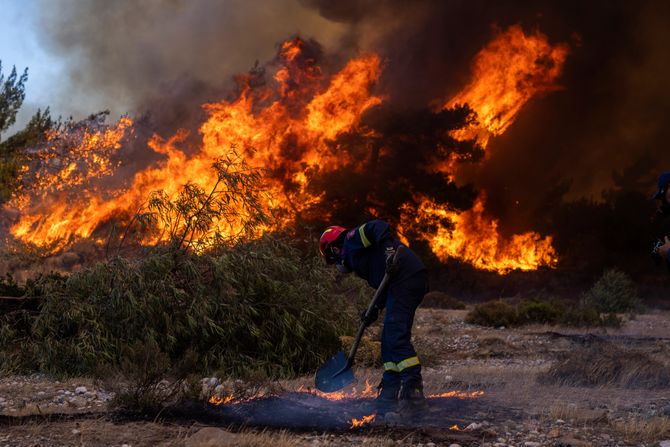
left=2, top=28, right=567, bottom=274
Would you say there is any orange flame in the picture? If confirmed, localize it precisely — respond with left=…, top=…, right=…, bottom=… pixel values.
left=409, top=25, right=567, bottom=273
left=405, top=195, right=558, bottom=273
left=350, top=412, right=376, bottom=428
left=428, top=390, right=485, bottom=399
left=208, top=394, right=235, bottom=405
left=7, top=29, right=565, bottom=274
left=445, top=24, right=569, bottom=148
left=9, top=41, right=381, bottom=251
left=296, top=380, right=376, bottom=401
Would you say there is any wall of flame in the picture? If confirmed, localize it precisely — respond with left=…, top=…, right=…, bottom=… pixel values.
left=6, top=26, right=568, bottom=274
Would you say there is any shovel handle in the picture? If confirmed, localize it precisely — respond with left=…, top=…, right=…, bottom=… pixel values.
left=344, top=246, right=404, bottom=368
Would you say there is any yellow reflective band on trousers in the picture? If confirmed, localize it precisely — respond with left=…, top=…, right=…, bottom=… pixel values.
left=359, top=225, right=372, bottom=247
left=383, top=356, right=420, bottom=372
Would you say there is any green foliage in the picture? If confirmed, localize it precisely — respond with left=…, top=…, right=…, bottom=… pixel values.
left=465, top=300, right=518, bottom=327
left=517, top=299, right=565, bottom=325
left=0, top=62, right=27, bottom=136
left=111, top=148, right=268, bottom=254
left=465, top=297, right=621, bottom=328
left=582, top=268, right=641, bottom=313
left=0, top=61, right=53, bottom=204
left=421, top=291, right=466, bottom=309
left=0, top=273, right=23, bottom=297
left=0, top=236, right=360, bottom=380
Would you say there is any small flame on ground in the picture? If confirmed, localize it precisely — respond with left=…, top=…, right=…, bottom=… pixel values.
left=428, top=390, right=485, bottom=399
left=208, top=394, right=235, bottom=405
left=296, top=380, right=377, bottom=401
left=350, top=412, right=376, bottom=429
left=450, top=424, right=461, bottom=431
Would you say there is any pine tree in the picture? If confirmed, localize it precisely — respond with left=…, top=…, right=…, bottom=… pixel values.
left=0, top=61, right=53, bottom=203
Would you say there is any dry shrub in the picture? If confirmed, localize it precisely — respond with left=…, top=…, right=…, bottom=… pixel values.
left=339, top=335, right=381, bottom=367
left=465, top=300, right=518, bottom=327
left=465, top=298, right=621, bottom=328
left=613, top=416, right=670, bottom=443
left=421, top=291, right=466, bottom=309
left=539, top=343, right=670, bottom=389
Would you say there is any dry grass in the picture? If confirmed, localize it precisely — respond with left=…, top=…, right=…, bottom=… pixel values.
left=232, top=430, right=304, bottom=447
left=548, top=402, right=608, bottom=424
left=612, top=416, right=670, bottom=443
left=339, top=335, right=381, bottom=367
left=539, top=343, right=670, bottom=389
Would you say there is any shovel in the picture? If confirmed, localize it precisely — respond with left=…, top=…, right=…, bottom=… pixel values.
left=315, top=246, right=403, bottom=393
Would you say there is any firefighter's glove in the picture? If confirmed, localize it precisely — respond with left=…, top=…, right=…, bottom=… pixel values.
left=361, top=306, right=379, bottom=327
left=384, top=246, right=399, bottom=275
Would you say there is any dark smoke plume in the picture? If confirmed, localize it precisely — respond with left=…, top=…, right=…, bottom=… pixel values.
left=39, top=0, right=670, bottom=207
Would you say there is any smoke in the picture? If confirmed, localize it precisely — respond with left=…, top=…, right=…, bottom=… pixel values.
left=302, top=0, right=670, bottom=232
left=35, top=0, right=347, bottom=126
left=35, top=0, right=670, bottom=233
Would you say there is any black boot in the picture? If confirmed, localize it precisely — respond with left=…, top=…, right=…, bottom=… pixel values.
left=398, top=381, right=427, bottom=417
left=374, top=380, right=400, bottom=414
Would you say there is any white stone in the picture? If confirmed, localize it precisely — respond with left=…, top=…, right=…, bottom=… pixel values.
left=71, top=429, right=80, bottom=435
left=75, top=386, right=87, bottom=395
left=213, top=384, right=226, bottom=395
left=448, top=444, right=462, bottom=447
left=659, top=441, right=670, bottom=447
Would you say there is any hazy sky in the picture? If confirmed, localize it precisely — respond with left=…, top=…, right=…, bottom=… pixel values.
left=0, top=0, right=66, bottom=131
left=0, top=0, right=346, bottom=132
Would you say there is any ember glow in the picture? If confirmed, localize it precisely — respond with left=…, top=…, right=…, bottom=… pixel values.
left=6, top=27, right=566, bottom=273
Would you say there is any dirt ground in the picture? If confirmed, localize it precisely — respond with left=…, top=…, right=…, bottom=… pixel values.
left=1, top=307, right=669, bottom=447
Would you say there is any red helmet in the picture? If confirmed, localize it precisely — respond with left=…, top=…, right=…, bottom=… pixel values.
left=319, top=226, right=346, bottom=264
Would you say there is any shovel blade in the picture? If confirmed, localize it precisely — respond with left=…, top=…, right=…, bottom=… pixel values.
left=315, top=351, right=355, bottom=392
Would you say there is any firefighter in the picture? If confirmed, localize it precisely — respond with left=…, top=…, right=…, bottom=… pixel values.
left=319, top=220, right=428, bottom=415
left=652, top=171, right=670, bottom=260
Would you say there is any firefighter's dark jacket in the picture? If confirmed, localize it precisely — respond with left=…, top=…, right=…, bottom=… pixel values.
left=339, top=220, right=426, bottom=303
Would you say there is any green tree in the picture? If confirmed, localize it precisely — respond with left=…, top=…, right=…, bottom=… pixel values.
left=0, top=61, right=53, bottom=203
